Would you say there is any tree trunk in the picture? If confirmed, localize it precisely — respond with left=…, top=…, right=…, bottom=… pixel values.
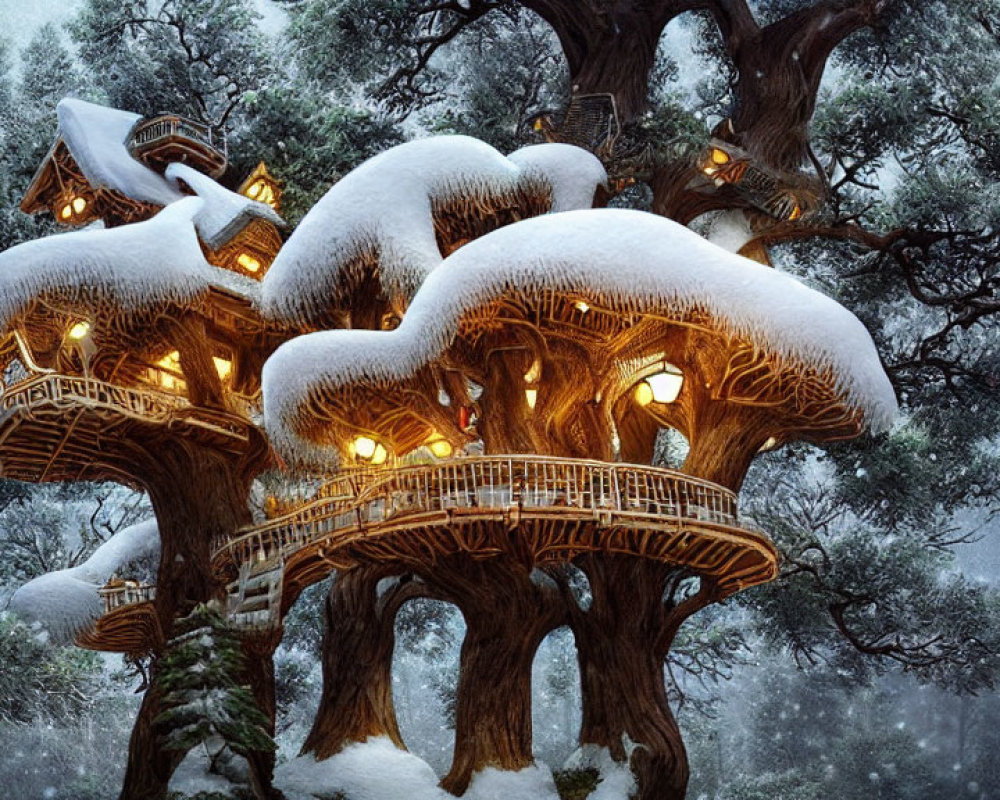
left=523, top=1, right=671, bottom=123
left=302, top=565, right=424, bottom=759
left=243, top=629, right=283, bottom=799
left=567, top=556, right=718, bottom=800
left=118, top=434, right=268, bottom=800
left=429, top=555, right=565, bottom=795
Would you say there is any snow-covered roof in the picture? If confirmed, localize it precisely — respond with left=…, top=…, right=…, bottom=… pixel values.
left=9, top=519, right=159, bottom=642
left=260, top=136, right=606, bottom=325
left=0, top=198, right=258, bottom=331
left=57, top=98, right=184, bottom=208
left=263, top=209, right=897, bottom=460
left=166, top=163, right=285, bottom=251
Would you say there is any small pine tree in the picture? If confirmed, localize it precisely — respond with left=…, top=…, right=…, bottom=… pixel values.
left=154, top=602, right=274, bottom=770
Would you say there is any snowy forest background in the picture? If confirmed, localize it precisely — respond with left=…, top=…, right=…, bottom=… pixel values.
left=1, top=0, right=999, bottom=798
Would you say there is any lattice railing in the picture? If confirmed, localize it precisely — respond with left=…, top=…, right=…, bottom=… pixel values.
left=129, top=115, right=224, bottom=156
left=98, top=583, right=156, bottom=614
left=215, top=456, right=744, bottom=568
left=0, top=374, right=249, bottom=440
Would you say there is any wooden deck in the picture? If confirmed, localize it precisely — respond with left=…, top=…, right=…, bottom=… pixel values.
left=214, top=456, right=778, bottom=620
left=0, top=374, right=252, bottom=484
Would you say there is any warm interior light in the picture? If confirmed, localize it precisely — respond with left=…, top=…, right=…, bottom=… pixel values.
left=371, top=443, right=388, bottom=465
left=710, top=148, right=730, bottom=165
left=213, top=356, right=232, bottom=381
left=427, top=437, right=453, bottom=458
left=246, top=180, right=276, bottom=209
left=647, top=364, right=684, bottom=404
left=154, top=351, right=183, bottom=391
left=575, top=300, right=590, bottom=313
left=60, top=204, right=73, bottom=220
left=524, top=358, right=541, bottom=384
left=788, top=204, right=802, bottom=221
left=525, top=388, right=538, bottom=410
left=634, top=381, right=654, bottom=407
left=759, top=436, right=779, bottom=452
left=72, top=196, right=87, bottom=214
left=237, top=253, right=261, bottom=273
left=67, top=321, right=91, bottom=341
left=352, top=436, right=377, bottom=459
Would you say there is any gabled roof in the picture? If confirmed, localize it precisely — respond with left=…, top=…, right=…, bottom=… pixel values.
left=55, top=98, right=184, bottom=208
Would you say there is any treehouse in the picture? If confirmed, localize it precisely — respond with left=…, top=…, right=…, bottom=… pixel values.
left=0, top=199, right=272, bottom=491
left=19, top=99, right=283, bottom=282
left=228, top=208, right=894, bottom=626
left=697, top=124, right=823, bottom=222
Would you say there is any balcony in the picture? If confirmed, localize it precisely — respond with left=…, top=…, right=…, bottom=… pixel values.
left=128, top=114, right=227, bottom=178
left=214, top=455, right=778, bottom=600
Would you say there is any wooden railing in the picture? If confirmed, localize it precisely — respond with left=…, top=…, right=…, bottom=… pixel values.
left=215, top=455, right=746, bottom=568
left=0, top=374, right=249, bottom=441
left=98, top=582, right=156, bottom=614
left=1, top=373, right=186, bottom=420
left=129, top=114, right=226, bottom=158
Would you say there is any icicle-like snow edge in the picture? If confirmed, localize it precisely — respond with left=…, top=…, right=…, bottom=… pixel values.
left=263, top=209, right=898, bottom=465
left=260, top=136, right=607, bottom=324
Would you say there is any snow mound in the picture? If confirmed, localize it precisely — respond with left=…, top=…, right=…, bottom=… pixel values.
left=166, top=162, right=285, bottom=251
left=263, top=209, right=897, bottom=463
left=10, top=519, right=159, bottom=642
left=274, top=737, right=451, bottom=800
left=507, top=143, right=607, bottom=212
left=0, top=198, right=258, bottom=329
left=58, top=98, right=183, bottom=208
left=464, top=763, right=560, bottom=800
left=261, top=136, right=606, bottom=325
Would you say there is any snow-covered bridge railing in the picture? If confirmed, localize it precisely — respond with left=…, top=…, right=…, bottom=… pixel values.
left=214, top=456, right=777, bottom=594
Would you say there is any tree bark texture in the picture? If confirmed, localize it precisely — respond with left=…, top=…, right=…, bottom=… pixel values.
left=301, top=565, right=425, bottom=759
left=565, top=555, right=719, bottom=800
left=427, top=555, right=566, bottom=795
left=118, top=434, right=269, bottom=800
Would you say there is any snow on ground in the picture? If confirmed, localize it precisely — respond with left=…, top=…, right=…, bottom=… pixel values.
left=464, top=763, right=560, bottom=800
left=58, top=98, right=183, bottom=208
left=260, top=136, right=606, bottom=325
left=563, top=745, right=637, bottom=800
left=274, top=736, right=452, bottom=800
left=9, top=519, right=159, bottom=642
left=263, top=208, right=897, bottom=462
left=165, top=162, right=285, bottom=250
left=0, top=198, right=258, bottom=328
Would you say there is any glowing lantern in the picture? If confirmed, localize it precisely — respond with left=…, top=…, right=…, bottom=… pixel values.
left=525, top=388, right=538, bottom=410
left=237, top=253, right=261, bottom=273
left=67, top=321, right=91, bottom=341
left=634, top=381, right=654, bottom=407
left=646, top=365, right=684, bottom=403
left=60, top=204, right=72, bottom=220
left=710, top=148, right=730, bottom=165
left=574, top=300, right=590, bottom=313
left=426, top=435, right=453, bottom=459
left=72, top=196, right=87, bottom=214
left=351, top=435, right=389, bottom=465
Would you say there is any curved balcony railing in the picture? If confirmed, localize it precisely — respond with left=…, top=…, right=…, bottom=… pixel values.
left=98, top=582, right=156, bottom=614
left=214, top=455, right=752, bottom=570
left=0, top=374, right=250, bottom=440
